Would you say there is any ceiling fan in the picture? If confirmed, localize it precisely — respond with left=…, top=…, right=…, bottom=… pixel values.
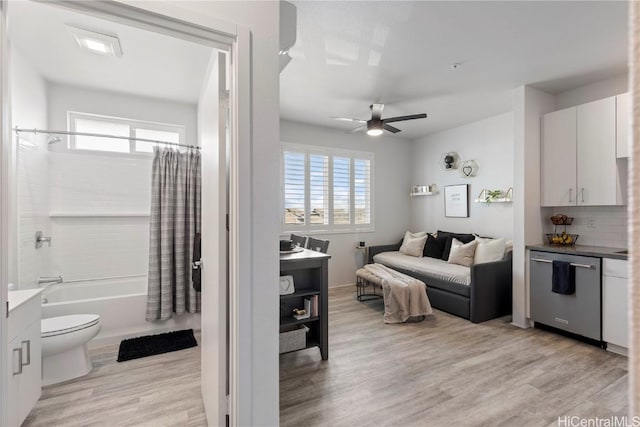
left=330, top=103, right=427, bottom=136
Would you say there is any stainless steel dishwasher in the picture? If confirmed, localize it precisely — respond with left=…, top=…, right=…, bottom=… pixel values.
left=529, top=251, right=602, bottom=341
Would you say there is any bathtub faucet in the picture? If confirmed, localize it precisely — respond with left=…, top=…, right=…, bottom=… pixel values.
left=37, top=276, right=63, bottom=286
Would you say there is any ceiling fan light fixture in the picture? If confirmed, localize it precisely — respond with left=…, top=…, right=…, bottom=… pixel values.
left=366, top=120, right=383, bottom=136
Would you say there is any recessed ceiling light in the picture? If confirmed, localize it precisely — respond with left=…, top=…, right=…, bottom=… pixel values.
left=66, top=25, right=123, bottom=58
left=450, top=62, right=462, bottom=70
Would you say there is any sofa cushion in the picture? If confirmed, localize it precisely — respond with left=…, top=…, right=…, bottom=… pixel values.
left=474, top=237, right=506, bottom=264
left=399, top=231, right=428, bottom=257
left=423, top=234, right=448, bottom=259
left=438, top=231, right=475, bottom=260
left=372, top=251, right=471, bottom=286
left=448, top=238, right=478, bottom=267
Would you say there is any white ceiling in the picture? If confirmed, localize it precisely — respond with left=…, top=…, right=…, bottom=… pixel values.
left=280, top=1, right=629, bottom=139
left=8, top=1, right=213, bottom=104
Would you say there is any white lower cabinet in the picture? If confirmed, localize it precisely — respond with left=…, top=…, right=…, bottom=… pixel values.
left=602, top=258, right=628, bottom=354
left=7, top=292, right=42, bottom=426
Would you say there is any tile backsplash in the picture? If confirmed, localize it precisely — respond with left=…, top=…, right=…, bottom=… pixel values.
left=546, top=206, right=627, bottom=248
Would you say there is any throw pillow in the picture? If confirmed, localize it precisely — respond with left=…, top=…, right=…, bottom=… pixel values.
left=438, top=231, right=476, bottom=260
left=447, top=238, right=478, bottom=267
left=474, top=238, right=506, bottom=265
left=399, top=231, right=428, bottom=257
left=423, top=234, right=448, bottom=259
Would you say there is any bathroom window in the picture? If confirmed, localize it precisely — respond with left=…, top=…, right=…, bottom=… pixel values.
left=68, top=112, right=185, bottom=154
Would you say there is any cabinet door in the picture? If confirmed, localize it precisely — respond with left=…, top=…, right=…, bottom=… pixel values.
left=18, top=321, right=42, bottom=424
left=603, top=259, right=628, bottom=349
left=616, top=93, right=630, bottom=159
left=541, top=107, right=577, bottom=206
left=577, top=96, right=617, bottom=205
left=7, top=337, right=20, bottom=427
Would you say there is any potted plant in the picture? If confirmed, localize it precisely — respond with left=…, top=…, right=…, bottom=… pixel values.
left=484, top=190, right=503, bottom=204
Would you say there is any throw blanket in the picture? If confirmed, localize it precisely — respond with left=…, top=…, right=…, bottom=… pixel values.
left=364, top=263, right=433, bottom=324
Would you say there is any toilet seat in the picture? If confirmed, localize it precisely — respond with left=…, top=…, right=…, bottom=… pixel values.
left=42, top=314, right=100, bottom=338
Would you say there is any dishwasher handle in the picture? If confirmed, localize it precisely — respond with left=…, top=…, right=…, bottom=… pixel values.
left=531, top=258, right=594, bottom=269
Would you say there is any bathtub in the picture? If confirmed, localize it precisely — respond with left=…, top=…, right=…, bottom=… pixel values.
left=41, top=276, right=201, bottom=346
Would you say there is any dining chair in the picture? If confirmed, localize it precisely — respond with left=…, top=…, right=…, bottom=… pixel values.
left=306, top=237, right=329, bottom=254
left=290, top=233, right=307, bottom=248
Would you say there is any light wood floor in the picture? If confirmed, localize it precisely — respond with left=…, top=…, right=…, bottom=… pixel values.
left=24, top=286, right=628, bottom=427
left=280, top=286, right=629, bottom=427
left=23, top=334, right=206, bottom=427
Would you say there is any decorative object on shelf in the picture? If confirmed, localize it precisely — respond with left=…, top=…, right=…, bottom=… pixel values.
left=279, top=275, right=295, bottom=295
left=474, top=187, right=513, bottom=204
left=460, top=160, right=479, bottom=178
left=293, top=308, right=310, bottom=320
left=410, top=184, right=438, bottom=196
left=444, top=184, right=469, bottom=218
left=441, top=152, right=459, bottom=170
left=546, top=214, right=579, bottom=246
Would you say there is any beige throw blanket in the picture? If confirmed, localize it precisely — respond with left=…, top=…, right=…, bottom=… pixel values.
left=364, top=263, right=433, bottom=324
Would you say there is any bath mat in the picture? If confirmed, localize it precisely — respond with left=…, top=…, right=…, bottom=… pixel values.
left=117, top=329, right=198, bottom=362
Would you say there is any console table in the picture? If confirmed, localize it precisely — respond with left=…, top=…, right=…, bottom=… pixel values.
left=280, top=248, right=330, bottom=360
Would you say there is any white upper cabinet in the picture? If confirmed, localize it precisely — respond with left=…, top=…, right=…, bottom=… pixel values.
left=541, top=107, right=577, bottom=207
left=616, top=92, right=630, bottom=158
left=577, top=96, right=617, bottom=206
left=541, top=94, right=626, bottom=207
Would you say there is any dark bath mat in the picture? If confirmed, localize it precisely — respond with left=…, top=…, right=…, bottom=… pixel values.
left=117, top=329, right=198, bottom=362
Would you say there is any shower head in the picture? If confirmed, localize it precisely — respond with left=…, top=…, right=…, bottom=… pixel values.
left=47, top=135, right=62, bottom=145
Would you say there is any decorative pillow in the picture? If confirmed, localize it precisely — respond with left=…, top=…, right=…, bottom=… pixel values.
left=399, top=231, right=428, bottom=257
left=447, top=238, right=478, bottom=267
left=474, top=238, right=506, bottom=265
left=438, top=231, right=476, bottom=260
left=423, top=234, right=448, bottom=259
left=505, top=240, right=513, bottom=252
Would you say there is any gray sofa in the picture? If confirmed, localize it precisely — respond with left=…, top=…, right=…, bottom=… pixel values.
left=368, top=242, right=512, bottom=323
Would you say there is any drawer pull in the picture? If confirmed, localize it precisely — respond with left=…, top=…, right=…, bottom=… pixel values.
left=531, top=258, right=593, bottom=269
left=12, top=348, right=23, bottom=376
left=21, top=340, right=31, bottom=366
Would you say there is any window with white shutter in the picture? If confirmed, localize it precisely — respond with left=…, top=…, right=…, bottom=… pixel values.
left=281, top=143, right=374, bottom=233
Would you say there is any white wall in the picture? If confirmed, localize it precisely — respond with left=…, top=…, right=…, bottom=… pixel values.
left=555, top=72, right=628, bottom=110
left=11, top=48, right=50, bottom=289
left=410, top=113, right=514, bottom=239
left=47, top=83, right=197, bottom=146
left=281, top=120, right=412, bottom=287
left=512, top=86, right=555, bottom=328
left=171, top=2, right=281, bottom=425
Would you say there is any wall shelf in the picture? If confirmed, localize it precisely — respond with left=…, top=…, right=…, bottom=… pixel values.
left=410, top=184, right=438, bottom=197
left=474, top=187, right=513, bottom=204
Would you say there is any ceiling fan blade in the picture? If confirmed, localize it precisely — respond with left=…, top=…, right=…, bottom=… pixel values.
left=370, top=103, right=384, bottom=120
left=347, top=125, right=367, bottom=134
left=383, top=113, right=427, bottom=123
left=384, top=124, right=401, bottom=134
left=330, top=116, right=367, bottom=123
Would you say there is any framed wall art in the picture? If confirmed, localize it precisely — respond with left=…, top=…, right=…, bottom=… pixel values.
left=444, top=184, right=469, bottom=218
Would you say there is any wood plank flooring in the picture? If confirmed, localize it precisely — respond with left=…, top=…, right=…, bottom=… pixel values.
left=23, top=286, right=628, bottom=427
left=23, top=334, right=206, bottom=427
left=280, top=286, right=628, bottom=427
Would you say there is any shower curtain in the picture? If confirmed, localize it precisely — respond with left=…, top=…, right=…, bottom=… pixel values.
left=146, top=147, right=201, bottom=321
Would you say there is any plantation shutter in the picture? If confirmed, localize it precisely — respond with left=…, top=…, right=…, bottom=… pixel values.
left=354, top=158, right=371, bottom=225
left=332, top=156, right=351, bottom=224
left=283, top=150, right=306, bottom=225
left=309, top=154, right=329, bottom=225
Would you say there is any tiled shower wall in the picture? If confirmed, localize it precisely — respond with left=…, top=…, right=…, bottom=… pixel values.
left=12, top=50, right=51, bottom=288
left=547, top=206, right=627, bottom=248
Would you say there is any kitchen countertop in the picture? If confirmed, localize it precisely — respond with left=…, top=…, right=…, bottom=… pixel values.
left=8, top=288, right=44, bottom=313
left=527, top=244, right=627, bottom=260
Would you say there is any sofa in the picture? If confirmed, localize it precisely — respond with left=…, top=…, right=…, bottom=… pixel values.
left=367, top=233, right=512, bottom=323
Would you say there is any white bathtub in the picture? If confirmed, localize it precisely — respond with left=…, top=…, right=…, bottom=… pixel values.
left=42, top=276, right=201, bottom=346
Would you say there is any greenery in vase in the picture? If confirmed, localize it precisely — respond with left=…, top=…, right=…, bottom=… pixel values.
left=485, top=190, right=503, bottom=204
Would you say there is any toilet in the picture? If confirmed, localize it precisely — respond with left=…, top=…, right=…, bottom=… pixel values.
left=41, top=314, right=101, bottom=386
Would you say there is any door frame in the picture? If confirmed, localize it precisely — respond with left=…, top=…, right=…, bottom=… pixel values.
left=0, top=1, right=250, bottom=425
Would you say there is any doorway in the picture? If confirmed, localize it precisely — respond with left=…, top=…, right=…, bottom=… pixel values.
left=0, top=1, right=246, bottom=425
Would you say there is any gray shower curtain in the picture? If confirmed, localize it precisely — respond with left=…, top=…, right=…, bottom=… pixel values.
left=146, top=147, right=201, bottom=321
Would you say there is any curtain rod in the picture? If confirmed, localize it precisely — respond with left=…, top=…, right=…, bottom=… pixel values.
left=14, top=127, right=200, bottom=150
